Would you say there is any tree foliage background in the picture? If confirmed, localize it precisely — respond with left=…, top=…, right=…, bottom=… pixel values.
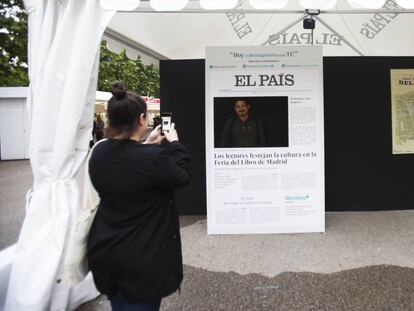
left=98, top=41, right=160, bottom=98
left=1, top=1, right=160, bottom=97
left=0, top=0, right=29, bottom=86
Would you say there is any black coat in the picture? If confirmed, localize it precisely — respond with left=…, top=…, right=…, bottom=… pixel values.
left=87, top=139, right=191, bottom=303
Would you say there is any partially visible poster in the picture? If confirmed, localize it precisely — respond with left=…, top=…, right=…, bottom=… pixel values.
left=206, top=46, right=324, bottom=235
left=391, top=69, right=414, bottom=154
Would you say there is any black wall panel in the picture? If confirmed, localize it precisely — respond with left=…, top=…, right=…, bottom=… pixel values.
left=324, top=57, right=414, bottom=211
left=160, top=60, right=206, bottom=215
left=161, top=57, right=414, bottom=215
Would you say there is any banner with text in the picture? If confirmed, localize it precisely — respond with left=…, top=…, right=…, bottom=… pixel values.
left=206, top=46, right=325, bottom=234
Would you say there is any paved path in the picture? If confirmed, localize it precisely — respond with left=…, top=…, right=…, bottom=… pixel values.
left=1, top=160, right=414, bottom=310
left=0, top=160, right=32, bottom=249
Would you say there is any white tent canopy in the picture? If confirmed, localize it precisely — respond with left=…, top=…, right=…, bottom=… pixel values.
left=107, top=0, right=414, bottom=59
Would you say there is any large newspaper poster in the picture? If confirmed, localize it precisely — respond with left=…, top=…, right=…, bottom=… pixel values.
left=391, top=69, right=414, bottom=154
left=206, top=46, right=324, bottom=234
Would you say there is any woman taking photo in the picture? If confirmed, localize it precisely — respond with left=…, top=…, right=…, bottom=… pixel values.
left=87, top=81, right=190, bottom=311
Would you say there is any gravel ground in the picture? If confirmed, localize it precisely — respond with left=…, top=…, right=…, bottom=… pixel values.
left=0, top=160, right=32, bottom=249
left=2, top=160, right=414, bottom=310
left=78, top=264, right=414, bottom=311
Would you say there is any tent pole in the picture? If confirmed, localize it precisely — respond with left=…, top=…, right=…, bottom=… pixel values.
left=117, top=9, right=414, bottom=14
left=261, top=14, right=308, bottom=46
left=314, top=15, right=364, bottom=56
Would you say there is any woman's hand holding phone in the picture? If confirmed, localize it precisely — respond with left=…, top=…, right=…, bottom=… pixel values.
left=164, top=123, right=179, bottom=142
left=144, top=125, right=164, bottom=144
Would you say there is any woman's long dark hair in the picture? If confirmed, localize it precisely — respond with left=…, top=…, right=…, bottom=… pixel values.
left=106, top=81, right=147, bottom=139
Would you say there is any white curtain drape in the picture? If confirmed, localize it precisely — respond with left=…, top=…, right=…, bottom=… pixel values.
left=299, top=0, right=337, bottom=9
left=2, top=1, right=116, bottom=310
left=150, top=0, right=189, bottom=11
left=348, top=0, right=386, bottom=8
left=200, top=0, right=238, bottom=9
left=249, top=0, right=288, bottom=9
left=396, top=0, right=414, bottom=8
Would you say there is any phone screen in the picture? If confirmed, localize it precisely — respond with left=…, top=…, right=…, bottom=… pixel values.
left=161, top=113, right=172, bottom=133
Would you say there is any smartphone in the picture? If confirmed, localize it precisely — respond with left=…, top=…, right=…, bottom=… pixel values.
left=161, top=112, right=172, bottom=134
